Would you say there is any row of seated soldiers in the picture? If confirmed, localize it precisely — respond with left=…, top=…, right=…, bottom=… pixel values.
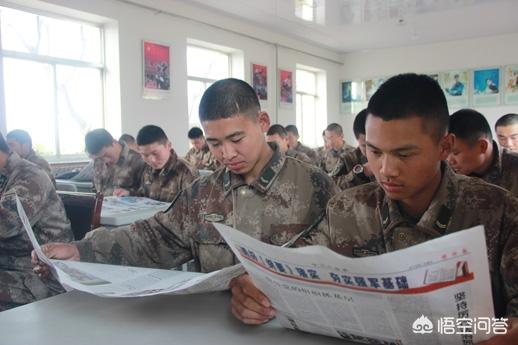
left=3, top=75, right=518, bottom=345
left=29, top=76, right=518, bottom=345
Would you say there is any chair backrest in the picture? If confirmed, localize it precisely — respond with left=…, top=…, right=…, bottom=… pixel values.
left=58, top=191, right=104, bottom=240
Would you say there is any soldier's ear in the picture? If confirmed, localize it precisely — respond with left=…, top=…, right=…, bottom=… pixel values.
left=439, top=133, right=454, bottom=160
left=479, top=139, right=489, bottom=154
left=257, top=111, right=271, bottom=133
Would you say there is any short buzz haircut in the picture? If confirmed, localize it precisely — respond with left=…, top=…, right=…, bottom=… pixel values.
left=285, top=125, right=299, bottom=137
left=267, top=124, right=288, bottom=137
left=119, top=134, right=135, bottom=145
left=188, top=127, right=204, bottom=139
left=367, top=73, right=449, bottom=142
left=137, top=125, right=168, bottom=146
left=449, top=109, right=492, bottom=145
left=495, top=113, right=518, bottom=129
left=326, top=123, right=343, bottom=135
left=353, top=109, right=367, bottom=139
left=199, top=78, right=260, bottom=122
left=0, top=132, right=10, bottom=153
left=6, top=129, right=32, bottom=149
left=85, top=128, right=114, bottom=155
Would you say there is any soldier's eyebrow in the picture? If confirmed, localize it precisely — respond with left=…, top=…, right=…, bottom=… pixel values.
left=366, top=141, right=419, bottom=152
left=206, top=131, right=245, bottom=142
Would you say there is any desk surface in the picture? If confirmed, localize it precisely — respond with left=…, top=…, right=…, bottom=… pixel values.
left=0, top=290, right=352, bottom=345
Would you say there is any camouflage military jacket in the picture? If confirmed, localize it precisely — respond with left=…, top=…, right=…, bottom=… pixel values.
left=286, top=149, right=313, bottom=164
left=25, top=149, right=55, bottom=185
left=0, top=152, right=72, bottom=308
left=474, top=141, right=518, bottom=197
left=319, top=142, right=356, bottom=176
left=334, top=147, right=373, bottom=190
left=76, top=145, right=338, bottom=273
left=93, top=142, right=146, bottom=196
left=184, top=144, right=220, bottom=171
left=137, top=149, right=199, bottom=202
left=293, top=141, right=318, bottom=160
left=327, top=164, right=518, bottom=317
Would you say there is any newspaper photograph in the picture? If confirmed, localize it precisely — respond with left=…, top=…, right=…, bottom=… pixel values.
left=215, top=223, right=498, bottom=345
left=17, top=195, right=244, bottom=298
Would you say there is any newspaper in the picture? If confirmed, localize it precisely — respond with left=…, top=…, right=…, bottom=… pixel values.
left=215, top=223, right=496, bottom=345
left=101, top=196, right=170, bottom=226
left=17, top=196, right=244, bottom=297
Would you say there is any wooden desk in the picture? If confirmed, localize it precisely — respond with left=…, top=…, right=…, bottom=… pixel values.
left=0, top=290, right=352, bottom=345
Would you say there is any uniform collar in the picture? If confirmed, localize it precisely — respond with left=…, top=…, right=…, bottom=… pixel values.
left=117, top=142, right=130, bottom=166
left=25, top=149, right=37, bottom=161
left=223, top=142, right=285, bottom=195
left=475, top=141, right=502, bottom=183
left=155, top=149, right=179, bottom=176
left=1, top=152, right=22, bottom=176
left=379, top=162, right=456, bottom=236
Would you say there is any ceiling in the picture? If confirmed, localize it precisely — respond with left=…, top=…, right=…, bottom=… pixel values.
left=176, top=0, right=518, bottom=54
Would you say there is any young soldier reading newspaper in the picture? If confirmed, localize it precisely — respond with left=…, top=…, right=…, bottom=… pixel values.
left=231, top=74, right=518, bottom=345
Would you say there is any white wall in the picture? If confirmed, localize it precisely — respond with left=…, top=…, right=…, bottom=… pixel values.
left=341, top=32, right=518, bottom=144
left=3, top=0, right=343, bottom=155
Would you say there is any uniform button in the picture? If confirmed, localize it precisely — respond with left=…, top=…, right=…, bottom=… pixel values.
left=240, top=189, right=247, bottom=196
left=398, top=232, right=407, bottom=242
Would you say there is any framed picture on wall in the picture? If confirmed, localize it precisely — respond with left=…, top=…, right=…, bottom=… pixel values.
left=364, top=77, right=385, bottom=101
left=340, top=80, right=365, bottom=114
left=439, top=70, right=469, bottom=109
left=279, top=69, right=293, bottom=106
left=252, top=63, right=268, bottom=101
left=472, top=67, right=501, bottom=107
left=143, top=40, right=170, bottom=99
left=504, top=65, right=518, bottom=105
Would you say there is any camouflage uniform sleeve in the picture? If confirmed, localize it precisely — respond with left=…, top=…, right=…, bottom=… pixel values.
left=0, top=172, right=52, bottom=239
left=335, top=170, right=371, bottom=190
left=128, top=156, right=147, bottom=196
left=305, top=169, right=339, bottom=247
left=501, top=196, right=518, bottom=317
left=75, top=188, right=194, bottom=269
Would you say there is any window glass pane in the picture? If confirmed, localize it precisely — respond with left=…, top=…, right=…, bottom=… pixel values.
left=187, top=46, right=229, bottom=80
left=3, top=57, right=56, bottom=155
left=296, top=93, right=302, bottom=132
left=302, top=94, right=316, bottom=147
left=56, top=66, right=103, bottom=155
left=296, top=69, right=316, bottom=94
left=187, top=79, right=206, bottom=127
left=0, top=7, right=102, bottom=63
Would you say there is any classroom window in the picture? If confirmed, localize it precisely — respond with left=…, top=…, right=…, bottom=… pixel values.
left=294, top=0, right=316, bottom=22
left=187, top=45, right=231, bottom=128
left=0, top=6, right=104, bottom=160
left=296, top=68, right=319, bottom=147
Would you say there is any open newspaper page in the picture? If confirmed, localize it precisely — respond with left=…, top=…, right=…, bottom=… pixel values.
left=17, top=195, right=244, bottom=297
left=215, top=223, right=497, bottom=345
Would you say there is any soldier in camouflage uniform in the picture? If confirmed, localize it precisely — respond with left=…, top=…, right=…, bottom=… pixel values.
left=448, top=109, right=518, bottom=197
left=327, top=74, right=518, bottom=343
left=319, top=123, right=356, bottom=176
left=34, top=78, right=337, bottom=323
left=335, top=109, right=376, bottom=190
left=6, top=129, right=54, bottom=185
left=266, top=124, right=313, bottom=164
left=285, top=125, right=318, bottom=161
left=185, top=127, right=220, bottom=171
left=0, top=133, right=72, bottom=311
left=134, top=125, right=198, bottom=202
left=495, top=113, right=518, bottom=153
left=85, top=129, right=147, bottom=196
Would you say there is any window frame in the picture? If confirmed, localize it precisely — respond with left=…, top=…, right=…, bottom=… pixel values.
left=296, top=68, right=319, bottom=147
left=186, top=44, right=231, bottom=127
left=0, top=6, right=106, bottom=161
